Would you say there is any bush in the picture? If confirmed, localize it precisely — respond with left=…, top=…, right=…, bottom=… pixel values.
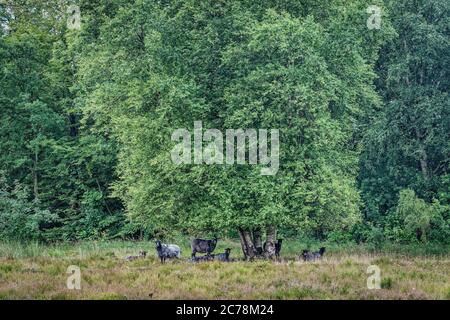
left=0, top=176, right=58, bottom=242
left=428, top=201, right=450, bottom=244
left=350, top=222, right=374, bottom=244
left=367, top=227, right=385, bottom=251
left=394, top=189, right=448, bottom=243
left=381, top=277, right=393, bottom=289
left=327, top=230, right=353, bottom=243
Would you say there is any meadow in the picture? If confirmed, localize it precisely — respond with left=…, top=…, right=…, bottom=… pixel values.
left=0, top=240, right=449, bottom=300
left=1, top=2, right=449, bottom=305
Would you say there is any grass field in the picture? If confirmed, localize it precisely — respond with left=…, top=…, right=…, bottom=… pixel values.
left=0, top=240, right=449, bottom=300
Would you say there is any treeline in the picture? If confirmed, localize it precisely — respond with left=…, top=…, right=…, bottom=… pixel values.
left=0, top=1, right=448, bottom=253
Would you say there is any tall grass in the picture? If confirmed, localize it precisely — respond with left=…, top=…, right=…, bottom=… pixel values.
left=0, top=239, right=449, bottom=299
left=1, top=238, right=448, bottom=260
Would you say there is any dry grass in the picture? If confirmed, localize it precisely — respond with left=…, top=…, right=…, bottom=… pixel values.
left=0, top=241, right=449, bottom=300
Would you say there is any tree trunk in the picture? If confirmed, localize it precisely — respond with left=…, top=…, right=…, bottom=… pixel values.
left=265, top=225, right=277, bottom=259
left=238, top=228, right=257, bottom=260
left=33, top=147, right=39, bottom=201
left=419, top=147, right=429, bottom=180
left=243, top=230, right=257, bottom=260
left=253, top=228, right=263, bottom=256
left=238, top=228, right=248, bottom=258
left=415, top=129, right=429, bottom=181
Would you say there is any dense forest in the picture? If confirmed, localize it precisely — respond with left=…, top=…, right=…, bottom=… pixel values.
left=0, top=0, right=448, bottom=258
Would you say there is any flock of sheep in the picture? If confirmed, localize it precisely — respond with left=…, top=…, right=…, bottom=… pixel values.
left=124, top=237, right=326, bottom=263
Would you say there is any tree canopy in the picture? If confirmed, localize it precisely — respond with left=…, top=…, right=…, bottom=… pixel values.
left=0, top=0, right=448, bottom=252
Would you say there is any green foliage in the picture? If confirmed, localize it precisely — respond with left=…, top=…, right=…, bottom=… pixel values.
left=395, top=189, right=433, bottom=242
left=381, top=277, right=393, bottom=289
left=0, top=0, right=447, bottom=246
left=379, top=189, right=450, bottom=244
left=0, top=173, right=58, bottom=242
left=367, top=227, right=385, bottom=251
left=359, top=0, right=450, bottom=221
left=0, top=0, right=131, bottom=242
left=75, top=0, right=389, bottom=239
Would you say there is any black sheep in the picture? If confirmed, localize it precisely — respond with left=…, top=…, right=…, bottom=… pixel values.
left=189, top=254, right=214, bottom=263
left=191, top=236, right=218, bottom=258
left=214, top=248, right=231, bottom=262
left=155, top=240, right=181, bottom=263
left=301, top=247, right=326, bottom=261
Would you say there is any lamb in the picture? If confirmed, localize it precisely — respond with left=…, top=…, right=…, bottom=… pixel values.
left=301, top=247, right=326, bottom=261
left=213, top=248, right=231, bottom=262
left=155, top=240, right=181, bottom=263
left=263, top=239, right=283, bottom=258
left=191, top=236, right=218, bottom=258
left=124, top=250, right=147, bottom=262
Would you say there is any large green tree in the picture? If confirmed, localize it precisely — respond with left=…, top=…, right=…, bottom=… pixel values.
left=76, top=0, right=391, bottom=257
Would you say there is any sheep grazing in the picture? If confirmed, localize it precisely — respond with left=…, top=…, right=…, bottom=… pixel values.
left=189, top=254, right=214, bottom=263
left=124, top=250, right=147, bottom=262
left=191, top=236, right=218, bottom=258
left=155, top=240, right=181, bottom=263
left=214, top=248, right=232, bottom=262
left=301, top=249, right=312, bottom=261
left=124, top=255, right=138, bottom=262
left=301, top=247, right=326, bottom=262
left=263, top=239, right=283, bottom=258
